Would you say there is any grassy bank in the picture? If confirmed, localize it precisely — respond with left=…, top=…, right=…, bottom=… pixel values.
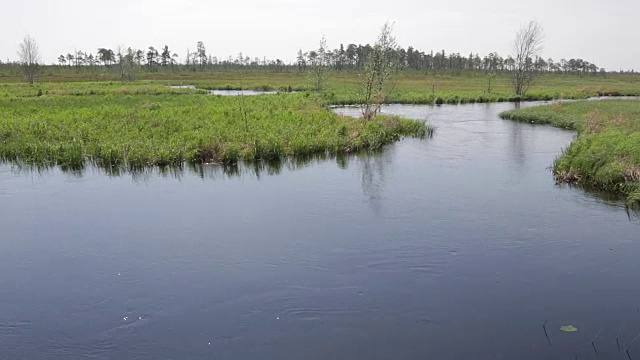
left=0, top=91, right=429, bottom=170
left=2, top=69, right=640, bottom=105
left=500, top=99, right=640, bottom=206
left=155, top=70, right=640, bottom=104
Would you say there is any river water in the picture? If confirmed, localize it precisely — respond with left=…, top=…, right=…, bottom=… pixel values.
left=1, top=102, right=639, bottom=359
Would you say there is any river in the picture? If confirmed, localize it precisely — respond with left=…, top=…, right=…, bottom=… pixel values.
left=1, top=102, right=639, bottom=359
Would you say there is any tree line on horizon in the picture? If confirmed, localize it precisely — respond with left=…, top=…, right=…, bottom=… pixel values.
left=297, top=44, right=605, bottom=76
left=1, top=41, right=290, bottom=73
left=5, top=21, right=638, bottom=117
left=0, top=40, right=630, bottom=77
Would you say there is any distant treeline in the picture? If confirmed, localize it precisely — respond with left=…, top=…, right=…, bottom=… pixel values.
left=0, top=42, right=291, bottom=74
left=0, top=41, right=636, bottom=76
left=298, top=44, right=606, bottom=76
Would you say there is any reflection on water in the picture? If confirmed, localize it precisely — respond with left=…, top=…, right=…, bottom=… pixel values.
left=210, top=90, right=278, bottom=96
left=508, top=123, right=527, bottom=169
left=1, top=150, right=393, bottom=185
left=168, top=85, right=196, bottom=89
left=167, top=86, right=297, bottom=96
left=356, top=150, right=391, bottom=214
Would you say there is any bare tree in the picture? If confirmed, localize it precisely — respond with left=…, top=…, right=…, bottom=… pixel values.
left=359, top=22, right=399, bottom=120
left=511, top=20, right=544, bottom=97
left=17, top=35, right=41, bottom=84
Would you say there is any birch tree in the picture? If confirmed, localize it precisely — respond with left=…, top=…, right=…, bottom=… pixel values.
left=359, top=22, right=399, bottom=120
left=308, top=36, right=330, bottom=92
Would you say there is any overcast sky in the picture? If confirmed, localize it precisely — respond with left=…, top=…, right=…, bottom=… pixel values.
left=2, top=0, right=637, bottom=70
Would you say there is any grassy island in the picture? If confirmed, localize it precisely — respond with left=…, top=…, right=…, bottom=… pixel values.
left=0, top=82, right=428, bottom=170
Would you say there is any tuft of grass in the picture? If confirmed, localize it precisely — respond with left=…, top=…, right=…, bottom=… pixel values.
left=500, top=99, right=640, bottom=206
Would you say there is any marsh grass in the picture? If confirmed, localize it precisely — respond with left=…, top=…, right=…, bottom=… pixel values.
left=182, top=71, right=640, bottom=105
left=0, top=91, right=427, bottom=170
left=2, top=72, right=639, bottom=179
left=500, top=99, right=640, bottom=206
left=3, top=69, right=640, bottom=104
left=0, top=81, right=207, bottom=98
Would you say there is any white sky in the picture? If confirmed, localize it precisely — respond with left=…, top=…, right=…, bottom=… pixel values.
left=2, top=0, right=637, bottom=70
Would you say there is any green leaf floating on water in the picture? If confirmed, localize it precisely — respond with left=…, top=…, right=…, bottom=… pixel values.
left=560, top=325, right=578, bottom=332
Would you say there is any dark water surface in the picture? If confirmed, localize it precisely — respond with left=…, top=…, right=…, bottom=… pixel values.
left=2, top=102, right=640, bottom=360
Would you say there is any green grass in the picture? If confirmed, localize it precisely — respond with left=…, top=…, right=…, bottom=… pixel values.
left=3, top=68, right=640, bottom=105
left=0, top=90, right=429, bottom=171
left=2, top=69, right=640, bottom=180
left=500, top=99, right=640, bottom=206
left=0, top=81, right=208, bottom=98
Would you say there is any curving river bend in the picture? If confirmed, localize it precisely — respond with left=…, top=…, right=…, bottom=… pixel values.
left=1, top=102, right=639, bottom=359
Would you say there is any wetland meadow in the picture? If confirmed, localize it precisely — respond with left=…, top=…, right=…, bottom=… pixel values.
left=2, top=12, right=640, bottom=360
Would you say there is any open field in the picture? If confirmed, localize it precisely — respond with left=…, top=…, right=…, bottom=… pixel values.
left=2, top=68, right=640, bottom=104
left=500, top=99, right=640, bottom=206
left=0, top=88, right=428, bottom=170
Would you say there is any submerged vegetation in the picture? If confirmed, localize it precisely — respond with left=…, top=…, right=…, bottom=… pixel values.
left=500, top=99, right=640, bottom=206
left=0, top=85, right=429, bottom=170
